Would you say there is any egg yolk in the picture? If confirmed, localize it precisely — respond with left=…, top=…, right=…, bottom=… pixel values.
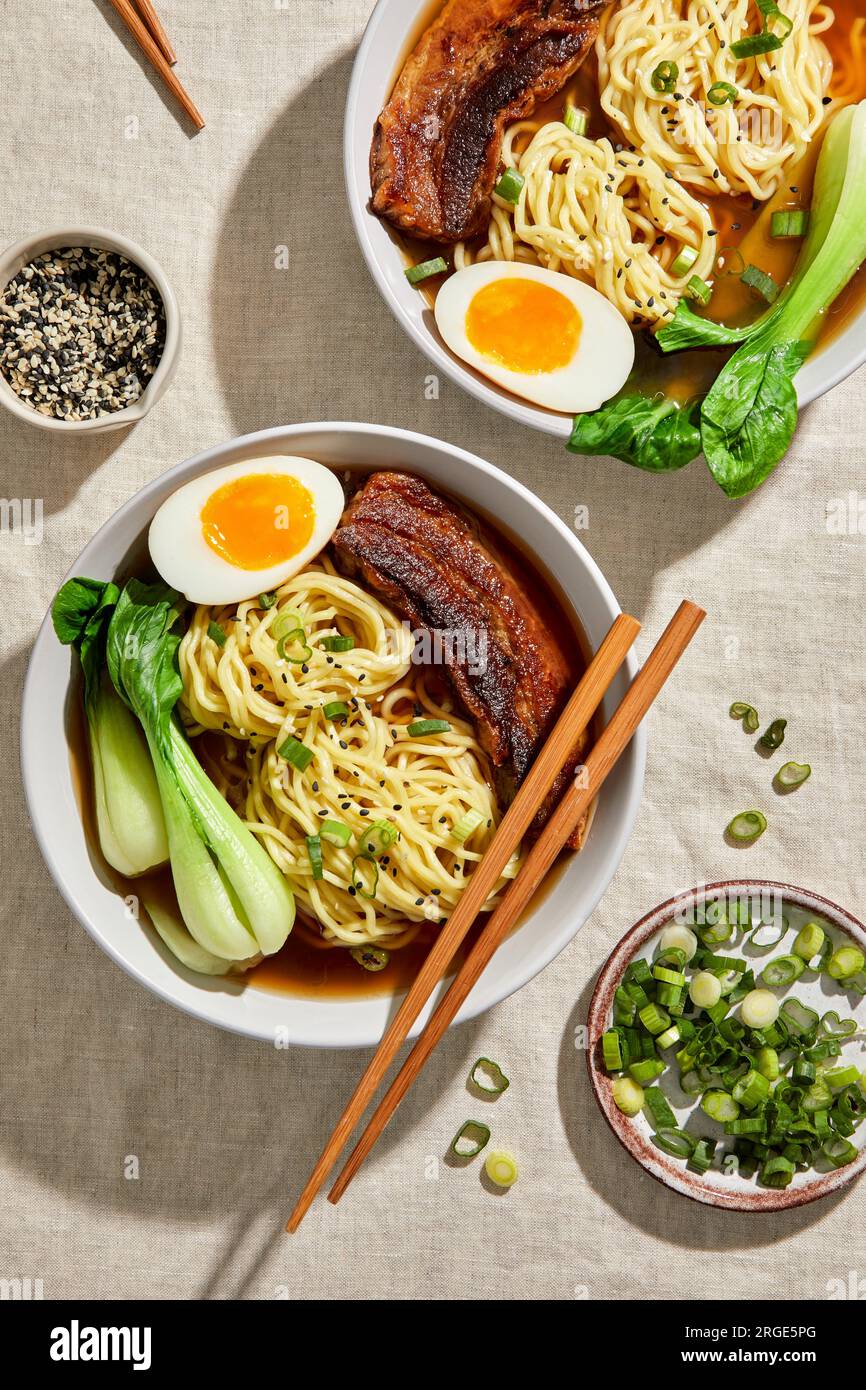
left=201, top=474, right=315, bottom=571
left=465, top=279, right=582, bottom=375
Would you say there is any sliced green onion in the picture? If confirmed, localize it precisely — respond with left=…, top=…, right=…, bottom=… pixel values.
left=671, top=244, right=699, bottom=276
left=602, top=1030, right=624, bottom=1071
left=494, top=168, right=525, bottom=203
left=407, top=719, right=452, bottom=737
left=320, top=819, right=352, bottom=847
left=363, top=820, right=398, bottom=858
left=699, top=916, right=734, bottom=945
left=470, top=1058, right=510, bottom=1095
left=319, top=634, right=355, bottom=652
left=639, top=1003, right=672, bottom=1036
left=730, top=701, right=760, bottom=732
left=760, top=954, right=805, bottom=988
left=820, top=1010, right=858, bottom=1038
left=272, top=610, right=305, bottom=641
left=451, top=809, right=485, bottom=844
left=707, top=81, right=738, bottom=105
left=701, top=1090, right=741, bottom=1123
left=756, top=0, right=794, bottom=37
left=484, top=1150, right=518, bottom=1187
left=690, top=971, right=722, bottom=1009
left=659, top=924, right=698, bottom=962
left=450, top=1120, right=490, bottom=1158
left=730, top=31, right=784, bottom=59
left=686, top=274, right=713, bottom=305
left=725, top=1116, right=764, bottom=1136
left=732, top=1069, right=771, bottom=1109
left=351, top=852, right=379, bottom=901
left=825, top=1065, right=861, bottom=1092
left=653, top=965, right=686, bottom=987
left=305, top=834, right=324, bottom=880
left=277, top=629, right=312, bottom=665
left=791, top=1058, right=817, bottom=1087
left=405, top=257, right=448, bottom=285
left=760, top=1154, right=795, bottom=1189
left=793, top=922, right=824, bottom=961
left=259, top=591, right=278, bottom=609
left=741, top=264, right=780, bottom=304
left=749, top=919, right=787, bottom=950
left=780, top=998, right=819, bottom=1036
left=740, top=989, right=780, bottom=1029
left=612, top=1075, right=644, bottom=1116
left=349, top=944, right=389, bottom=972
left=759, top=717, right=787, bottom=749
left=564, top=104, right=588, bottom=136
left=628, top=1058, right=665, bottom=1086
left=776, top=761, right=811, bottom=789
left=828, top=946, right=865, bottom=981
left=688, top=1137, right=716, bottom=1174
left=278, top=734, right=314, bottom=771
left=207, top=621, right=227, bottom=647
left=756, top=1046, right=780, bottom=1082
left=653, top=1127, right=696, bottom=1159
left=655, top=1024, right=682, bottom=1050
left=323, top=700, right=350, bottom=720
left=822, top=1137, right=858, bottom=1168
left=643, top=1087, right=677, bottom=1130
left=771, top=209, right=809, bottom=239
left=650, top=60, right=679, bottom=94
left=727, top=810, right=767, bottom=843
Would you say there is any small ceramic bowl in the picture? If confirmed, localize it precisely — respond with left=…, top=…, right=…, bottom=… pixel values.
left=587, top=880, right=866, bottom=1212
left=0, top=226, right=181, bottom=434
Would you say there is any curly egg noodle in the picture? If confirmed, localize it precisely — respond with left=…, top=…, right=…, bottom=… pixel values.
left=457, top=1, right=840, bottom=325
left=457, top=122, right=716, bottom=325
left=598, top=0, right=832, bottom=200
left=179, top=562, right=517, bottom=949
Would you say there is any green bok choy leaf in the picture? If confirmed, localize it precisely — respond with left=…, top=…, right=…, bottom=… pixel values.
left=53, top=577, right=169, bottom=878
left=567, top=100, right=866, bottom=497
left=105, top=580, right=295, bottom=964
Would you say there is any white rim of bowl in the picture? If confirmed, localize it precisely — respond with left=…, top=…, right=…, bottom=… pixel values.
left=344, top=0, right=866, bottom=435
left=21, top=421, right=646, bottom=1047
left=0, top=226, right=181, bottom=433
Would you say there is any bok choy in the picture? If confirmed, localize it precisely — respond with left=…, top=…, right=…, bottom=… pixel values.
left=105, top=580, right=295, bottom=964
left=568, top=100, right=866, bottom=498
left=53, top=577, right=169, bottom=878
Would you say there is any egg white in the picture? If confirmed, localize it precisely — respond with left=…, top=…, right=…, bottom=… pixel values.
left=148, top=455, right=345, bottom=605
left=434, top=262, right=635, bottom=413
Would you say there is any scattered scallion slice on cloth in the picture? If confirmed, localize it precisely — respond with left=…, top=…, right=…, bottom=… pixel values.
left=730, top=701, right=760, bottom=732
left=484, top=1150, right=519, bottom=1188
left=450, top=1121, right=490, bottom=1159
left=776, top=761, right=811, bottom=789
left=469, top=1058, right=510, bottom=1095
left=727, top=810, right=767, bottom=843
left=759, top=717, right=787, bottom=750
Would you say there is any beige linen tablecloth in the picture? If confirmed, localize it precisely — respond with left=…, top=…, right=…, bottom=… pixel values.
left=1, top=0, right=864, bottom=1302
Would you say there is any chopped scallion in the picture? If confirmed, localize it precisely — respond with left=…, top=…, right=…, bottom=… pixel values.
left=305, top=834, right=324, bottom=880
left=320, top=634, right=355, bottom=652
left=741, top=264, right=780, bottom=304
left=707, top=81, right=738, bottom=106
left=207, top=621, right=227, bottom=647
left=564, top=104, right=588, bottom=136
left=650, top=60, right=679, bottom=94
left=726, top=810, right=767, bottom=843
left=771, top=209, right=809, bottom=239
left=323, top=700, right=350, bottom=720
left=484, top=1150, right=518, bottom=1187
left=349, top=945, right=389, bottom=972
left=730, top=31, right=784, bottom=59
left=470, top=1058, right=510, bottom=1095
left=278, top=735, right=314, bottom=772
left=407, top=718, right=452, bottom=737
left=494, top=168, right=525, bottom=204
left=405, top=257, right=448, bottom=285
left=730, top=701, right=760, bottom=732
left=450, top=1120, right=490, bottom=1158
left=320, top=819, right=352, bottom=846
left=451, top=808, right=485, bottom=844
left=670, top=244, right=699, bottom=276
left=759, top=717, right=787, bottom=749
left=686, top=274, right=713, bottom=304
left=776, top=761, right=811, bottom=789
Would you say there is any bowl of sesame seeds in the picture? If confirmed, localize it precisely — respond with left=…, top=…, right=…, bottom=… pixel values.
left=0, top=227, right=180, bottom=432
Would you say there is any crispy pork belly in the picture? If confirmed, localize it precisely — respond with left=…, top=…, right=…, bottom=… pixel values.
left=370, top=0, right=606, bottom=244
left=332, top=471, right=590, bottom=846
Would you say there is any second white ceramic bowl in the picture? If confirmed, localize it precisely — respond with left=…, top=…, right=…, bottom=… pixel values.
left=0, top=226, right=181, bottom=434
left=21, top=422, right=645, bottom=1048
left=344, top=0, right=866, bottom=439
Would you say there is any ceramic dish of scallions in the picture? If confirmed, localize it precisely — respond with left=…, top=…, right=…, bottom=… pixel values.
left=587, top=881, right=866, bottom=1211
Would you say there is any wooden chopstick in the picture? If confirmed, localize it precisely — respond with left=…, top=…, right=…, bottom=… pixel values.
left=133, top=0, right=178, bottom=66
left=285, top=611, right=641, bottom=1232
left=327, top=600, right=706, bottom=1206
left=106, top=0, right=204, bottom=130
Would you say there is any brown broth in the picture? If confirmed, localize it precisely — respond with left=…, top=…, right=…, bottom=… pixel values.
left=68, top=491, right=588, bottom=1003
left=396, top=1, right=866, bottom=399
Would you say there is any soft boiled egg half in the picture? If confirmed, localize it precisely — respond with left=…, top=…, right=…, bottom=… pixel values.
left=148, top=456, right=344, bottom=605
left=434, top=262, right=634, bottom=413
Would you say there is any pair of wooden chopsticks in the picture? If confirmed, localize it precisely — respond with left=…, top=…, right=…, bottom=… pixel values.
left=106, top=0, right=205, bottom=130
left=286, top=599, right=705, bottom=1232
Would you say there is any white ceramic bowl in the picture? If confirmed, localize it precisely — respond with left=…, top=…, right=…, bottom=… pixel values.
left=21, top=423, right=644, bottom=1049
left=345, top=0, right=866, bottom=439
left=0, top=227, right=181, bottom=434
